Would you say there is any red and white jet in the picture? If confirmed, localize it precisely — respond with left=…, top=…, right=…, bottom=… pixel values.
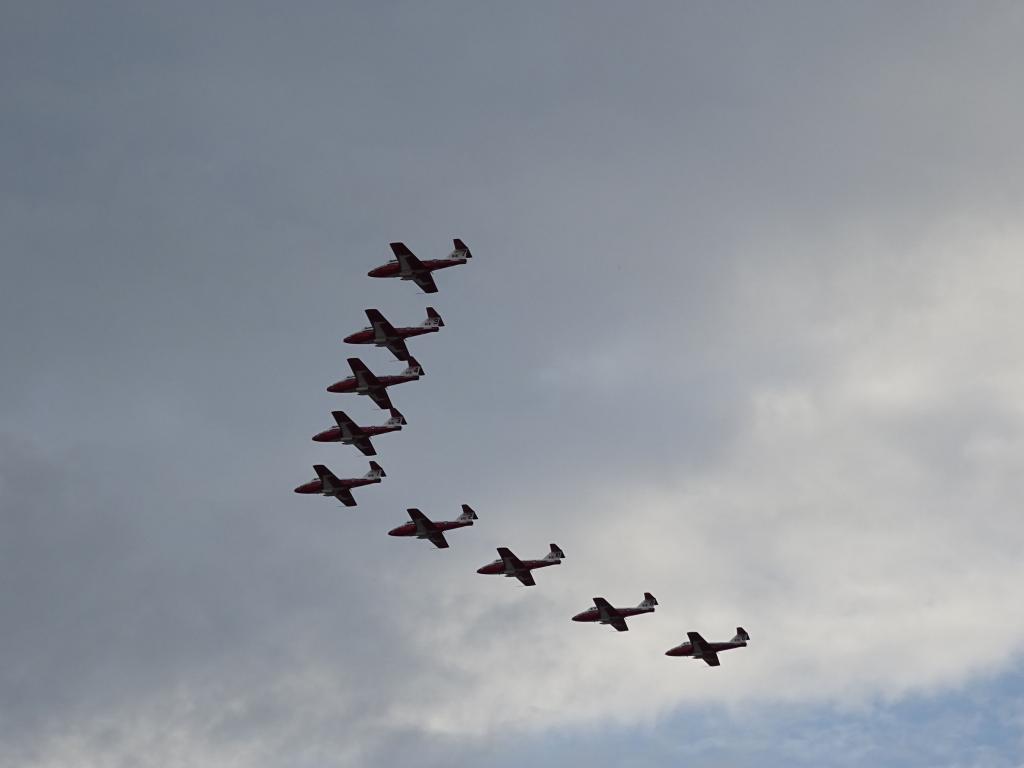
left=367, top=239, right=472, bottom=294
left=311, top=409, right=406, bottom=456
left=388, top=504, right=478, bottom=549
left=572, top=593, right=659, bottom=632
left=665, top=627, right=750, bottom=667
left=344, top=307, right=444, bottom=362
left=476, top=543, right=565, bottom=586
left=293, top=461, right=386, bottom=507
left=326, top=357, right=423, bottom=410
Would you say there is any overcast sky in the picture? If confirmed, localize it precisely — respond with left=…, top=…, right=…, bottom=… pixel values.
left=3, top=3, right=1024, bottom=766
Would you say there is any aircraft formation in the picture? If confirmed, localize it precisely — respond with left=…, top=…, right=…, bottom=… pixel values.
left=295, top=239, right=748, bottom=667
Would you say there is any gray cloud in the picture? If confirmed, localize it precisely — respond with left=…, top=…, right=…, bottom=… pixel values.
left=3, top=2, right=1024, bottom=766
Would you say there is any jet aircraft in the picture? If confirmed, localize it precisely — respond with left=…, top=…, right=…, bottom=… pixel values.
left=344, top=307, right=444, bottom=361
left=312, top=409, right=406, bottom=456
left=293, top=462, right=386, bottom=507
left=665, top=627, right=750, bottom=667
left=477, top=543, right=565, bottom=586
left=367, top=239, right=472, bottom=294
left=388, top=504, right=478, bottom=549
left=327, top=357, right=423, bottom=410
left=572, top=593, right=658, bottom=632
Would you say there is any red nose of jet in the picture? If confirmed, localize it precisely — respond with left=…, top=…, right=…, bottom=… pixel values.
left=476, top=566, right=488, bottom=574
left=343, top=333, right=356, bottom=343
left=571, top=613, right=586, bottom=622
left=326, top=382, right=342, bottom=393
left=312, top=432, right=330, bottom=442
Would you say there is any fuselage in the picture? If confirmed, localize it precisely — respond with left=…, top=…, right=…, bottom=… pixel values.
left=293, top=476, right=379, bottom=495
left=388, top=519, right=473, bottom=538
left=367, top=259, right=462, bottom=279
left=572, top=606, right=653, bottom=623
left=665, top=640, right=746, bottom=657
left=327, top=373, right=417, bottom=394
left=312, top=424, right=400, bottom=442
left=344, top=325, right=437, bottom=345
left=476, top=558, right=560, bottom=576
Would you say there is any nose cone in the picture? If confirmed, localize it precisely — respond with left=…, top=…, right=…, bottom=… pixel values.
left=343, top=333, right=356, bottom=343
left=387, top=527, right=402, bottom=537
left=476, top=566, right=487, bottom=574
left=326, top=382, right=341, bottom=393
left=665, top=647, right=681, bottom=657
left=571, top=613, right=586, bottom=622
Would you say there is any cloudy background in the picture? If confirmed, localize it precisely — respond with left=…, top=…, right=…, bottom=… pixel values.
left=3, top=2, right=1024, bottom=766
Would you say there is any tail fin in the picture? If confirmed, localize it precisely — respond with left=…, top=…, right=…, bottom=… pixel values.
left=424, top=307, right=445, bottom=328
left=365, top=461, right=386, bottom=479
left=386, top=408, right=407, bottom=426
left=545, top=543, right=565, bottom=561
left=639, top=592, right=658, bottom=609
left=732, top=627, right=750, bottom=643
left=458, top=504, right=478, bottom=522
left=403, top=357, right=424, bottom=377
left=450, top=238, right=472, bottom=260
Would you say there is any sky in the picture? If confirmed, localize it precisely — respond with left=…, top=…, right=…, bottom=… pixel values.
left=3, top=2, right=1024, bottom=766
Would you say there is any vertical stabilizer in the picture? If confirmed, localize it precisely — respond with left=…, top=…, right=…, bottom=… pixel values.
left=424, top=307, right=445, bottom=327
left=545, top=543, right=565, bottom=561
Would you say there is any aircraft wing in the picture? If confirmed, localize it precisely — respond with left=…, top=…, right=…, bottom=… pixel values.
left=334, top=487, right=357, bottom=507
left=407, top=508, right=438, bottom=533
left=687, top=632, right=720, bottom=665
left=514, top=570, right=536, bottom=586
left=495, top=547, right=535, bottom=585
left=331, top=411, right=362, bottom=440
left=384, top=337, right=411, bottom=361
left=347, top=358, right=380, bottom=388
left=365, top=308, right=398, bottom=339
left=406, top=508, right=447, bottom=546
left=593, top=597, right=628, bottom=631
left=313, top=464, right=339, bottom=490
left=390, top=242, right=425, bottom=270
left=410, top=271, right=439, bottom=294
left=496, top=547, right=526, bottom=571
left=366, top=308, right=413, bottom=356
left=366, top=386, right=394, bottom=410
left=350, top=437, right=376, bottom=456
